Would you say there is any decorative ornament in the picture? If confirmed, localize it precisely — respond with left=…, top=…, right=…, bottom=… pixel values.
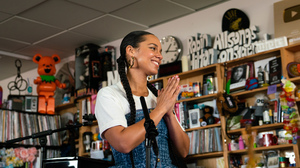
left=33, top=54, right=66, bottom=114
left=280, top=78, right=298, bottom=144
left=222, top=8, right=250, bottom=32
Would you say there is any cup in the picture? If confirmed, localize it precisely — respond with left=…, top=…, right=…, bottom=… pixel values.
left=91, top=140, right=102, bottom=151
left=263, top=134, right=278, bottom=147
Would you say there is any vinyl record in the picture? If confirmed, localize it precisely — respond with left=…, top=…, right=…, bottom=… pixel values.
left=222, top=8, right=250, bottom=32
left=287, top=62, right=300, bottom=77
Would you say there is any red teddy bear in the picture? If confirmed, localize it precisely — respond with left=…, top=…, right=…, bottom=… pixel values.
left=33, top=54, right=66, bottom=114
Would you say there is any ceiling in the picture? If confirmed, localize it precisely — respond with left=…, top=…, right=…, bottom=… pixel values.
left=0, top=0, right=226, bottom=81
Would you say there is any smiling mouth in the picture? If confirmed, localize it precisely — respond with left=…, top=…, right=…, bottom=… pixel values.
left=44, top=69, right=51, bottom=73
left=152, top=61, right=159, bottom=66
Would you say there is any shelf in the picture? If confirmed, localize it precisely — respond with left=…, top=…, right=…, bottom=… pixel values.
left=228, top=144, right=295, bottom=154
left=225, top=48, right=281, bottom=67
left=55, top=102, right=75, bottom=111
left=150, top=64, right=218, bottom=84
left=186, top=151, right=223, bottom=160
left=230, top=83, right=282, bottom=99
left=227, top=123, right=284, bottom=134
left=289, top=76, right=300, bottom=84
left=186, top=123, right=221, bottom=132
left=177, top=93, right=217, bottom=103
left=284, top=43, right=300, bottom=52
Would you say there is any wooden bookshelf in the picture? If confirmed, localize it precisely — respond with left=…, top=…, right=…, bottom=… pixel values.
left=75, top=43, right=300, bottom=167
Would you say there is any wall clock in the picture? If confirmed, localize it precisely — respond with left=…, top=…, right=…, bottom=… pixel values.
left=160, top=35, right=182, bottom=65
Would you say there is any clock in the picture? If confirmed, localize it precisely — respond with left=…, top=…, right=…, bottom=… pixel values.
left=160, top=35, right=182, bottom=65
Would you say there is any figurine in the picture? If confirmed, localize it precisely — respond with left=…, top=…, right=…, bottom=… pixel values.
left=79, top=55, right=89, bottom=86
left=280, top=78, right=299, bottom=143
left=33, top=54, right=66, bottom=114
left=251, top=93, right=269, bottom=125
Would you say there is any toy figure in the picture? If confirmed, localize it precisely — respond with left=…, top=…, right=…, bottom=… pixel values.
left=280, top=78, right=299, bottom=144
left=79, top=55, right=89, bottom=86
left=33, top=54, right=66, bottom=114
left=251, top=93, right=269, bottom=125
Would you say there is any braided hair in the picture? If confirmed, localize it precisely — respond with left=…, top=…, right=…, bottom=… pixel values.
left=117, top=31, right=186, bottom=168
left=117, top=30, right=156, bottom=126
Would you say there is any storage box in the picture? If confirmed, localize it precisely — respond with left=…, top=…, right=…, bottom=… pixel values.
left=274, top=0, right=300, bottom=38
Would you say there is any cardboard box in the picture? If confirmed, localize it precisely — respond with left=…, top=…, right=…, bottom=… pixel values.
left=274, top=0, right=300, bottom=38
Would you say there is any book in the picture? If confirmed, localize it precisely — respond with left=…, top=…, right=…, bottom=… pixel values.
left=230, top=64, right=249, bottom=90
left=247, top=61, right=255, bottom=78
left=225, top=67, right=232, bottom=93
left=254, top=57, right=276, bottom=86
left=91, top=94, right=97, bottom=115
left=269, top=57, right=282, bottom=85
left=0, top=110, right=2, bottom=142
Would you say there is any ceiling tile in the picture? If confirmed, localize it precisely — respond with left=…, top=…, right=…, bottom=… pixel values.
left=0, top=17, right=63, bottom=43
left=0, top=38, right=30, bottom=52
left=71, top=15, right=147, bottom=43
left=0, top=11, right=12, bottom=22
left=171, top=0, right=225, bottom=10
left=36, top=31, right=104, bottom=52
left=15, top=45, right=73, bottom=60
left=20, top=0, right=105, bottom=29
left=0, top=55, right=37, bottom=82
left=0, top=0, right=45, bottom=15
left=68, top=0, right=139, bottom=13
left=111, top=0, right=193, bottom=26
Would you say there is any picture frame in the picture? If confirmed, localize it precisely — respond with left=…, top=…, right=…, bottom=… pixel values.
left=230, top=64, right=248, bottom=90
left=188, top=108, right=201, bottom=128
left=267, top=155, right=279, bottom=168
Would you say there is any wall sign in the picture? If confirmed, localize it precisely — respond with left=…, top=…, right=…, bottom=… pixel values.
left=187, top=25, right=260, bottom=70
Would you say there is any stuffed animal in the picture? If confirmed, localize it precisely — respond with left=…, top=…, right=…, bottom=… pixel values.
left=216, top=92, right=239, bottom=116
left=199, top=105, right=215, bottom=125
left=33, top=54, right=66, bottom=114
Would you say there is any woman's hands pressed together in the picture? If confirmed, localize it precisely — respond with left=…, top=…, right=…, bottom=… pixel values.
left=156, top=75, right=181, bottom=116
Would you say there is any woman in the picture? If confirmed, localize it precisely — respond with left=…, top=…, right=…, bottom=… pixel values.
left=232, top=66, right=246, bottom=84
left=95, top=31, right=189, bottom=167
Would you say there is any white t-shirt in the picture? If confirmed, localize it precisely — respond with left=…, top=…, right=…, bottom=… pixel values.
left=95, top=81, right=157, bottom=138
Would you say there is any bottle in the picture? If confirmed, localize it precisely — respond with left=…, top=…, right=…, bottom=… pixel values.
left=263, top=109, right=270, bottom=124
left=257, top=66, right=265, bottom=87
left=206, top=76, right=214, bottom=94
left=269, top=109, right=273, bottom=124
left=230, top=139, right=238, bottom=151
left=239, top=136, right=244, bottom=150
left=258, top=116, right=263, bottom=126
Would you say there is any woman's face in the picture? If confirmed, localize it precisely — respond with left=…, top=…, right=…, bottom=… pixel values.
left=130, top=34, right=162, bottom=75
left=233, top=67, right=243, bottom=81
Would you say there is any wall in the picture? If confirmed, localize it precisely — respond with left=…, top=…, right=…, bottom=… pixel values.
left=0, top=56, right=74, bottom=102
left=0, top=0, right=281, bottom=100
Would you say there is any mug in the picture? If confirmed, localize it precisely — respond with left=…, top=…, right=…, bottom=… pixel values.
left=91, top=140, right=102, bottom=151
left=263, top=134, right=278, bottom=147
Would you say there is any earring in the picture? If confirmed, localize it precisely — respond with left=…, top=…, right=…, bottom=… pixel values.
left=128, top=56, right=134, bottom=69
left=147, top=75, right=153, bottom=81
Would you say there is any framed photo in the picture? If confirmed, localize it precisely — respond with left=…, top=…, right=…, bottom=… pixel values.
left=230, top=64, right=248, bottom=90
left=188, top=108, right=201, bottom=128
left=92, top=61, right=101, bottom=78
left=267, top=155, right=279, bottom=168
